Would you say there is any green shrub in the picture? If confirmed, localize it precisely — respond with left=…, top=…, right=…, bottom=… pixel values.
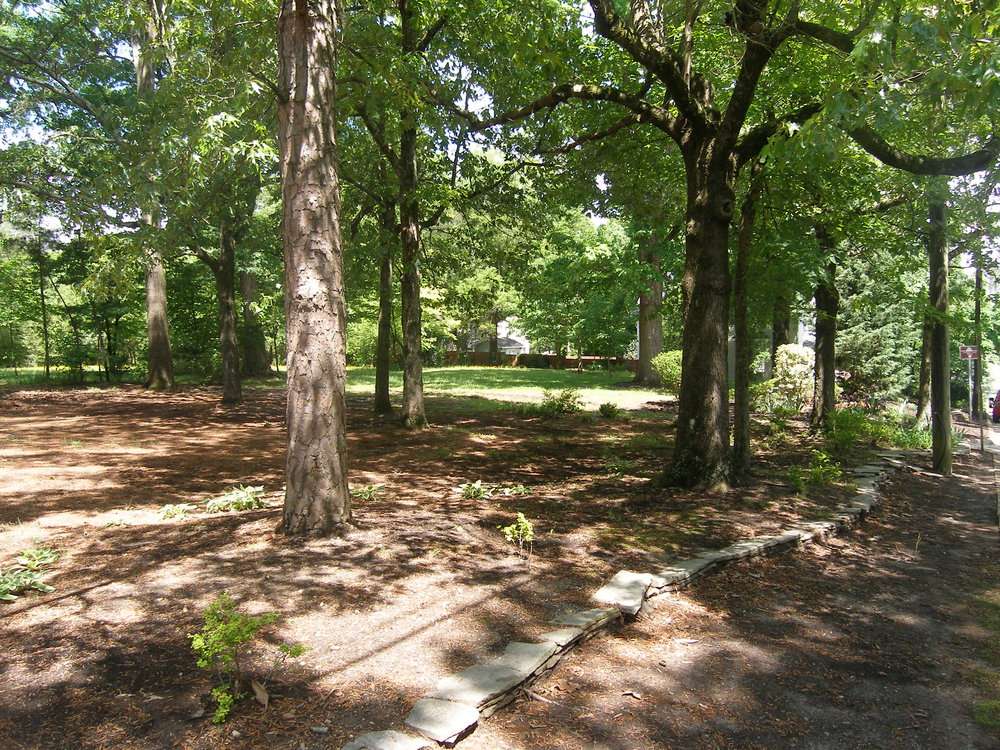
left=458, top=481, right=532, bottom=499
left=825, top=408, right=933, bottom=454
left=514, top=353, right=550, bottom=369
left=787, top=450, right=842, bottom=494
left=598, top=402, right=621, bottom=419
left=206, top=485, right=265, bottom=513
left=500, top=512, right=534, bottom=561
left=518, top=388, right=584, bottom=418
left=753, top=344, right=813, bottom=413
left=459, top=480, right=493, bottom=499
left=189, top=592, right=304, bottom=724
left=651, top=350, right=683, bottom=393
left=350, top=484, right=384, bottom=502
left=0, top=547, right=58, bottom=602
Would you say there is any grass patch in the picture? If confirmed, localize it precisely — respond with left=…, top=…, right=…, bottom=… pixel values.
left=974, top=701, right=1000, bottom=729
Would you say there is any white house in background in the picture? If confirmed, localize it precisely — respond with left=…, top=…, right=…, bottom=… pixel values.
left=465, top=319, right=531, bottom=356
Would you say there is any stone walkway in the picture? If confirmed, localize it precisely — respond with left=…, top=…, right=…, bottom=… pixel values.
left=341, top=453, right=918, bottom=749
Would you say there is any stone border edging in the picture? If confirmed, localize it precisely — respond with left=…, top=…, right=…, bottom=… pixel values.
left=341, top=452, right=906, bottom=750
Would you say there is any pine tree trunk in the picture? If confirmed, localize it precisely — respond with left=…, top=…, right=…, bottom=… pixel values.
left=810, top=259, right=839, bottom=429
left=135, top=7, right=174, bottom=390
left=374, top=203, right=395, bottom=415
left=634, top=236, right=664, bottom=385
left=927, top=180, right=952, bottom=475
left=277, top=0, right=351, bottom=535
left=217, top=223, right=242, bottom=405
left=398, top=0, right=427, bottom=429
left=732, top=167, right=762, bottom=479
left=239, top=272, right=272, bottom=377
left=670, top=142, right=733, bottom=489
left=914, top=313, right=932, bottom=424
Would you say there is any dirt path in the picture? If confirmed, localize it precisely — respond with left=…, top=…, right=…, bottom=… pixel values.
left=464, top=452, right=1000, bottom=750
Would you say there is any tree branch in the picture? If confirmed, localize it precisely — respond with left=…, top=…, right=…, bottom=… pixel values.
left=463, top=83, right=676, bottom=137
left=735, top=101, right=823, bottom=165
left=355, top=104, right=401, bottom=174
left=417, top=15, right=447, bottom=52
left=587, top=0, right=706, bottom=128
left=849, top=128, right=1000, bottom=176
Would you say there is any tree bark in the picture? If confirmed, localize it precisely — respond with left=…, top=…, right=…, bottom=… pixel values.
left=398, top=0, right=427, bottom=429
left=239, top=271, right=272, bottom=377
left=770, top=294, right=792, bottom=368
left=810, top=257, right=839, bottom=430
left=914, top=313, right=932, bottom=424
left=277, top=0, right=351, bottom=535
left=37, top=262, right=50, bottom=379
left=489, top=310, right=500, bottom=365
left=973, top=251, right=984, bottom=420
left=217, top=222, right=242, bottom=405
left=634, top=233, right=664, bottom=385
left=670, top=140, right=733, bottom=489
left=374, top=202, right=395, bottom=415
left=732, top=166, right=763, bottom=479
left=135, top=3, right=174, bottom=390
left=927, top=180, right=952, bottom=475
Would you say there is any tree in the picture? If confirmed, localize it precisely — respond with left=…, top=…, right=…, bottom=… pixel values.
left=277, top=0, right=350, bottom=534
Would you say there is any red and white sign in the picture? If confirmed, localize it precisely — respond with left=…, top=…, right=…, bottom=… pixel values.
left=960, top=345, right=980, bottom=360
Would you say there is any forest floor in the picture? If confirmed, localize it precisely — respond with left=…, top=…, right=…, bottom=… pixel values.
left=464, top=447, right=1000, bottom=750
left=0, top=381, right=969, bottom=749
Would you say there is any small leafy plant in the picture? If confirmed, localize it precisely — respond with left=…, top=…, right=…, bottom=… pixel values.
left=602, top=452, right=638, bottom=477
left=160, top=503, right=196, bottom=520
left=350, top=484, right=384, bottom=502
left=459, top=480, right=493, bottom=499
left=518, top=388, right=584, bottom=418
left=189, top=592, right=304, bottom=724
left=0, top=547, right=58, bottom=602
left=787, top=450, right=842, bottom=494
left=598, top=402, right=621, bottom=419
left=206, top=485, right=265, bottom=513
left=500, top=512, right=534, bottom=564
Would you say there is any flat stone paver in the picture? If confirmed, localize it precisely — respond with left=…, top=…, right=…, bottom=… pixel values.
left=404, top=698, right=479, bottom=746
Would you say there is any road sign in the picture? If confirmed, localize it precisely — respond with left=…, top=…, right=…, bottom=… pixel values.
left=960, top=345, right=980, bottom=360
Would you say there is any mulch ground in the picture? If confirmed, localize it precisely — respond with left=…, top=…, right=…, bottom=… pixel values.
left=463, top=451, right=1000, bottom=750
left=0, top=385, right=879, bottom=748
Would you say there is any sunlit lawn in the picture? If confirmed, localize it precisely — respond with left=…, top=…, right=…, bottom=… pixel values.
left=2, top=364, right=671, bottom=411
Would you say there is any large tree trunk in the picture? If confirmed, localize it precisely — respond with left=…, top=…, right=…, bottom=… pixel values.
left=927, top=180, right=952, bottom=475
left=374, top=203, right=395, bottom=416
left=135, top=4, right=174, bottom=390
left=398, top=0, right=427, bottom=429
left=973, top=252, right=984, bottom=420
left=914, top=313, right=932, bottom=424
left=634, top=234, right=664, bottom=385
left=770, top=294, right=792, bottom=368
left=670, top=143, right=733, bottom=489
left=217, top=223, right=242, bottom=405
left=240, top=272, right=272, bottom=377
left=810, top=258, right=839, bottom=429
left=37, top=263, right=50, bottom=379
left=732, top=167, right=762, bottom=479
left=277, top=0, right=351, bottom=535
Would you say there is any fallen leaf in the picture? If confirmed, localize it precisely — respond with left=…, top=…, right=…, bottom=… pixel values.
left=622, top=690, right=643, bottom=700
left=251, top=679, right=269, bottom=709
